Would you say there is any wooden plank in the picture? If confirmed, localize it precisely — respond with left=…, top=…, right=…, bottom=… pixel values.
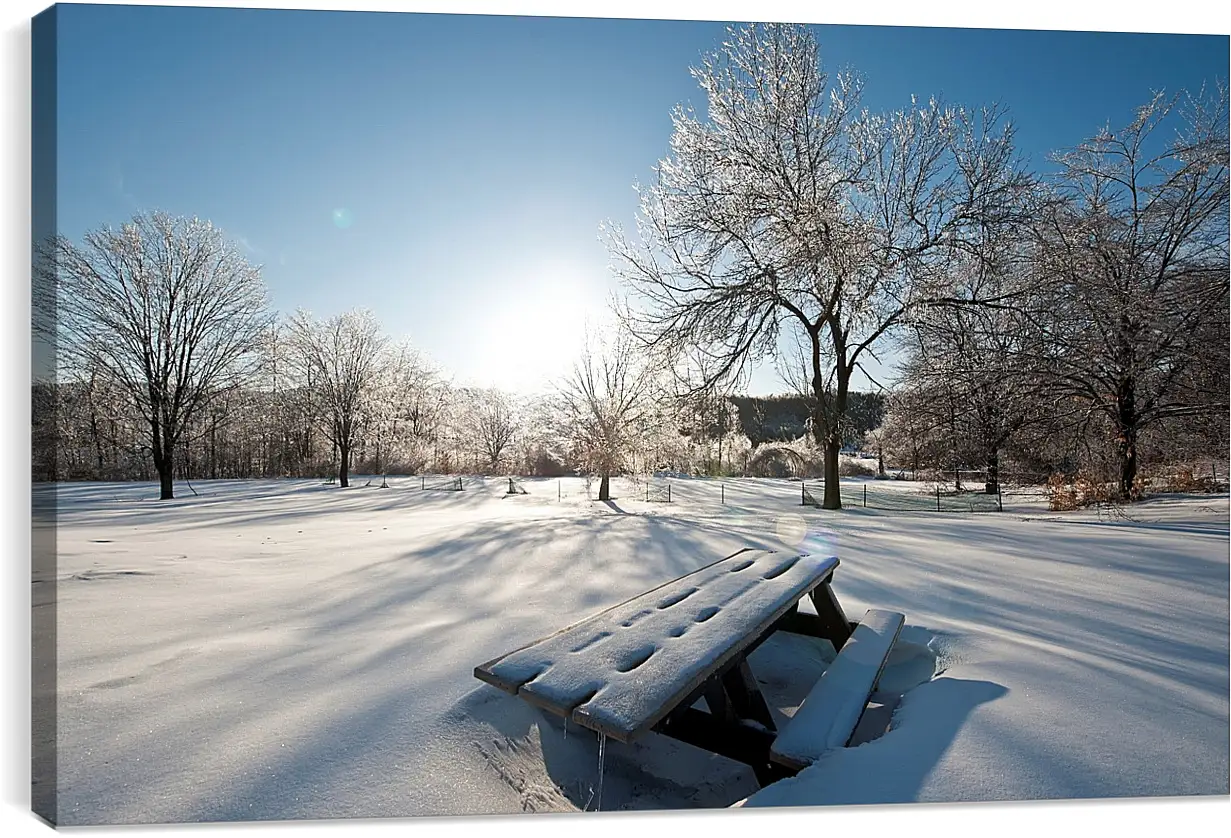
left=848, top=690, right=901, bottom=747
left=474, top=547, right=759, bottom=694
left=475, top=550, right=841, bottom=743
left=569, top=553, right=838, bottom=741
left=769, top=609, right=905, bottom=772
left=775, top=608, right=833, bottom=643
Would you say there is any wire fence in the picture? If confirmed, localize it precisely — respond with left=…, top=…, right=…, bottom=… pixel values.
left=400, top=466, right=1224, bottom=512
left=644, top=480, right=672, bottom=503
left=800, top=480, right=1004, bottom=512
left=525, top=475, right=1020, bottom=512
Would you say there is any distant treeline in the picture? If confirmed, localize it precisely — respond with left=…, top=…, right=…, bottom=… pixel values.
left=32, top=372, right=886, bottom=484
left=729, top=393, right=884, bottom=448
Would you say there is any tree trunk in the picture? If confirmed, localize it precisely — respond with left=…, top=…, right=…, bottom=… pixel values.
left=88, top=405, right=104, bottom=478
left=598, top=472, right=611, bottom=501
left=985, top=449, right=999, bottom=495
left=151, top=420, right=175, bottom=500
left=209, top=414, right=218, bottom=480
left=339, top=439, right=350, bottom=488
left=950, top=400, right=961, bottom=491
left=822, top=438, right=841, bottom=509
left=809, top=323, right=846, bottom=511
left=1117, top=429, right=1139, bottom=501
left=153, top=446, right=175, bottom=500
left=1116, top=379, right=1139, bottom=501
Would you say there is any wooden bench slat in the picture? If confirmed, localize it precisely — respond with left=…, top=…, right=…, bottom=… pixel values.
left=474, top=550, right=841, bottom=743
left=769, top=609, right=905, bottom=771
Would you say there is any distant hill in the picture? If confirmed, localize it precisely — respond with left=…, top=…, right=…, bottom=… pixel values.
left=729, top=392, right=884, bottom=447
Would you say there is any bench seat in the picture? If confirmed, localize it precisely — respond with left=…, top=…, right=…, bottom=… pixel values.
left=474, top=549, right=840, bottom=743
left=769, top=608, right=905, bottom=771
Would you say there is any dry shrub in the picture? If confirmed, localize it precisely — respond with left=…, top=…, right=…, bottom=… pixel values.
left=1046, top=472, right=1121, bottom=510
left=1141, top=463, right=1227, bottom=494
left=838, top=457, right=876, bottom=477
left=1156, top=466, right=1204, bottom=493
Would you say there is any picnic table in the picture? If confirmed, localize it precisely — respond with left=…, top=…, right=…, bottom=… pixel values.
left=475, top=548, right=904, bottom=786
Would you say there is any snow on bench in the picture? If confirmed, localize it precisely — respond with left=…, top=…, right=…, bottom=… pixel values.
left=769, top=608, right=905, bottom=772
left=474, top=549, right=841, bottom=743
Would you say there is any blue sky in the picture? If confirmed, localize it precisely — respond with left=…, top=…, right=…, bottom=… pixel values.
left=50, top=3, right=1229, bottom=395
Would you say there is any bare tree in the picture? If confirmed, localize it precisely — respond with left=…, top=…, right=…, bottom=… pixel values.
left=467, top=388, right=519, bottom=473
left=898, top=252, right=1049, bottom=493
left=383, top=346, right=449, bottom=474
left=39, top=211, right=271, bottom=499
left=511, top=394, right=569, bottom=476
left=873, top=386, right=949, bottom=480
left=608, top=23, right=1030, bottom=508
left=557, top=329, right=657, bottom=501
left=358, top=341, right=438, bottom=477
left=1032, top=86, right=1230, bottom=499
left=670, top=353, right=742, bottom=476
left=286, top=308, right=387, bottom=487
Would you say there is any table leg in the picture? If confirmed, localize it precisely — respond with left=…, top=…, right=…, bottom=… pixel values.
left=809, top=581, right=852, bottom=648
left=721, top=659, right=776, bottom=732
left=652, top=654, right=791, bottom=787
left=654, top=707, right=789, bottom=787
left=704, top=681, right=735, bottom=725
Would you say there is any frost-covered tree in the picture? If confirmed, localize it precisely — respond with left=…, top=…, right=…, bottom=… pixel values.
left=608, top=22, right=1031, bottom=508
left=286, top=308, right=387, bottom=487
left=672, top=358, right=742, bottom=476
left=357, top=341, right=440, bottom=476
left=557, top=329, right=658, bottom=501
left=512, top=395, right=570, bottom=476
left=255, top=322, right=326, bottom=478
left=872, top=385, right=950, bottom=480
left=390, top=352, right=450, bottom=474
left=899, top=252, right=1048, bottom=493
left=38, top=211, right=271, bottom=499
left=466, top=388, right=520, bottom=473
left=1031, top=87, right=1230, bottom=499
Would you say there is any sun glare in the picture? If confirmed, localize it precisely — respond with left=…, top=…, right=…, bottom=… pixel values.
left=474, top=263, right=600, bottom=394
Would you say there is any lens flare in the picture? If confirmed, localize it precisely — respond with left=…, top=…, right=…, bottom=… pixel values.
left=331, top=208, right=354, bottom=228
left=800, top=526, right=838, bottom=557
left=773, top=514, right=807, bottom=547
left=773, top=514, right=839, bottom=556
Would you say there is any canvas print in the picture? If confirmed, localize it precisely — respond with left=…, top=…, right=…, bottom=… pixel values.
left=29, top=1, right=1230, bottom=828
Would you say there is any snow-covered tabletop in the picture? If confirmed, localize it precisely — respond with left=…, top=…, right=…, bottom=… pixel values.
left=475, top=549, right=841, bottom=742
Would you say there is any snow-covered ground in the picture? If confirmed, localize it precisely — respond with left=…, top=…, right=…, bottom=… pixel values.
left=34, top=476, right=1229, bottom=826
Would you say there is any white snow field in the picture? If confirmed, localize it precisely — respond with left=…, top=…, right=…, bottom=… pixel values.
left=36, top=476, right=1229, bottom=825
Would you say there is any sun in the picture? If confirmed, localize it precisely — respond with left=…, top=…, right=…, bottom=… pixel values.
left=475, top=263, right=601, bottom=394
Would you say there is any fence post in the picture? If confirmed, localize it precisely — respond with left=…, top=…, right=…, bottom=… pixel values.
left=721, top=483, right=725, bottom=505
left=558, top=480, right=561, bottom=501
left=863, top=484, right=867, bottom=508
left=668, top=482, right=671, bottom=503
left=997, top=484, right=1003, bottom=512
left=936, top=485, right=941, bottom=512
left=802, top=481, right=806, bottom=505
left=421, top=475, right=425, bottom=490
